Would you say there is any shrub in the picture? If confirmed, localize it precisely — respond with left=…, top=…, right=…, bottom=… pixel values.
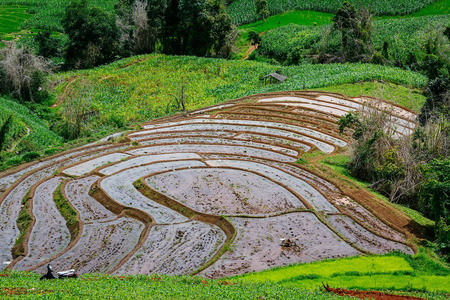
left=62, top=0, right=121, bottom=69
left=22, top=151, right=40, bottom=162
left=420, top=158, right=450, bottom=261
left=34, top=31, right=61, bottom=58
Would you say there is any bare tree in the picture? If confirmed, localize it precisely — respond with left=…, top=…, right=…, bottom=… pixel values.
left=133, top=0, right=152, bottom=54
left=0, top=42, right=52, bottom=102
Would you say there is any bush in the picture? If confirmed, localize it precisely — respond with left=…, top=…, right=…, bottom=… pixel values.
left=22, top=151, right=40, bottom=162
left=418, top=76, right=450, bottom=125
left=420, top=158, right=450, bottom=261
left=248, top=31, right=261, bottom=45
left=34, top=31, right=61, bottom=58
left=62, top=0, right=121, bottom=69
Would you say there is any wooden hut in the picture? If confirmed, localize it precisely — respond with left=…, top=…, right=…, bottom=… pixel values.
left=262, top=72, right=287, bottom=85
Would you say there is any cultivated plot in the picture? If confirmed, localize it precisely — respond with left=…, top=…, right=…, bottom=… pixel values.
left=0, top=92, right=417, bottom=277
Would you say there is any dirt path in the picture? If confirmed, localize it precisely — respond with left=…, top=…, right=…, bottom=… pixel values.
left=242, top=44, right=258, bottom=60
left=51, top=77, right=78, bottom=108
left=323, top=284, right=427, bottom=300
left=8, top=125, right=30, bottom=153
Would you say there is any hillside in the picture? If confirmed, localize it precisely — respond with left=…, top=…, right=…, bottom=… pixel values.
left=228, top=0, right=442, bottom=25
left=0, top=0, right=449, bottom=299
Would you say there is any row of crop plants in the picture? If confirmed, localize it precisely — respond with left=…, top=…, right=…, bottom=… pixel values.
left=257, top=14, right=450, bottom=66
left=228, top=0, right=440, bottom=25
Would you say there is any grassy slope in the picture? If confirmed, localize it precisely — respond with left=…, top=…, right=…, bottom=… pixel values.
left=0, top=5, right=30, bottom=37
left=0, top=4, right=31, bottom=47
left=314, top=81, right=426, bottom=112
left=0, top=97, right=62, bottom=153
left=0, top=0, right=115, bottom=31
left=319, top=153, right=434, bottom=227
left=56, top=54, right=427, bottom=127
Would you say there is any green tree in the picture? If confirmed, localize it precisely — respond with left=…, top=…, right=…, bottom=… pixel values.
left=420, top=158, right=450, bottom=261
left=62, top=0, right=120, bottom=69
left=162, top=0, right=233, bottom=57
left=247, top=31, right=261, bottom=45
left=255, top=0, right=269, bottom=22
left=418, top=76, right=450, bottom=125
left=34, top=31, right=60, bottom=58
left=332, top=1, right=373, bottom=62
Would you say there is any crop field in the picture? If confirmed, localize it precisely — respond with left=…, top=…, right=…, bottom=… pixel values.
left=257, top=14, right=450, bottom=65
left=228, top=0, right=441, bottom=25
left=0, top=89, right=428, bottom=285
left=0, top=5, right=31, bottom=42
left=236, top=253, right=450, bottom=293
left=0, top=0, right=114, bottom=31
left=55, top=54, right=427, bottom=133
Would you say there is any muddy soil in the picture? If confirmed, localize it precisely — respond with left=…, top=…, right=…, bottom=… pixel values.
left=15, top=177, right=70, bottom=270
left=138, top=118, right=346, bottom=149
left=327, top=215, right=414, bottom=255
left=63, top=153, right=130, bottom=177
left=0, top=169, right=58, bottom=267
left=65, top=176, right=116, bottom=222
left=333, top=197, right=406, bottom=242
left=126, top=144, right=295, bottom=162
left=98, top=153, right=202, bottom=176
left=116, top=221, right=226, bottom=275
left=128, top=130, right=236, bottom=141
left=101, top=161, right=207, bottom=224
left=0, top=143, right=121, bottom=192
left=35, top=218, right=143, bottom=274
left=147, top=168, right=304, bottom=215
left=139, top=137, right=299, bottom=156
left=234, top=133, right=311, bottom=152
left=201, top=213, right=360, bottom=278
left=324, top=285, right=427, bottom=300
left=133, top=123, right=336, bottom=154
left=206, top=160, right=338, bottom=213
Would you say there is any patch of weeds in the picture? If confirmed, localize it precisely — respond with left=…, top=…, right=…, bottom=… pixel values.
left=53, top=182, right=79, bottom=242
left=12, top=189, right=33, bottom=258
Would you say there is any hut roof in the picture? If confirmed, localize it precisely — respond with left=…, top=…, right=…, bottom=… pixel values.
left=263, top=72, right=287, bottom=82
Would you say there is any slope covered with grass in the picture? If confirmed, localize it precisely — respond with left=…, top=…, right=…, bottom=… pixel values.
left=0, top=97, right=62, bottom=167
left=56, top=54, right=427, bottom=131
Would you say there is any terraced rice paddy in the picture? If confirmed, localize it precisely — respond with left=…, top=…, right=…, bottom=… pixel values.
left=0, top=91, right=418, bottom=277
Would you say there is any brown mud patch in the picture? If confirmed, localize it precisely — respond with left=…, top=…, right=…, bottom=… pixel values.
left=324, top=284, right=427, bottom=300
left=0, top=287, right=53, bottom=296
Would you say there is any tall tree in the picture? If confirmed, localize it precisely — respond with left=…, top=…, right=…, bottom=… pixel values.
left=332, top=1, right=373, bottom=62
left=162, top=0, right=233, bottom=57
left=63, top=0, right=120, bottom=69
left=255, top=0, right=269, bottom=22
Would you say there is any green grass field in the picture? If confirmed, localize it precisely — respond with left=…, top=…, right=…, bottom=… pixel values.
left=0, top=0, right=115, bottom=32
left=235, top=253, right=450, bottom=295
left=235, top=0, right=450, bottom=59
left=1, top=252, right=449, bottom=299
left=55, top=54, right=427, bottom=130
left=314, top=81, right=426, bottom=112
left=0, top=96, right=62, bottom=153
left=0, top=5, right=31, bottom=47
left=0, top=272, right=353, bottom=300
